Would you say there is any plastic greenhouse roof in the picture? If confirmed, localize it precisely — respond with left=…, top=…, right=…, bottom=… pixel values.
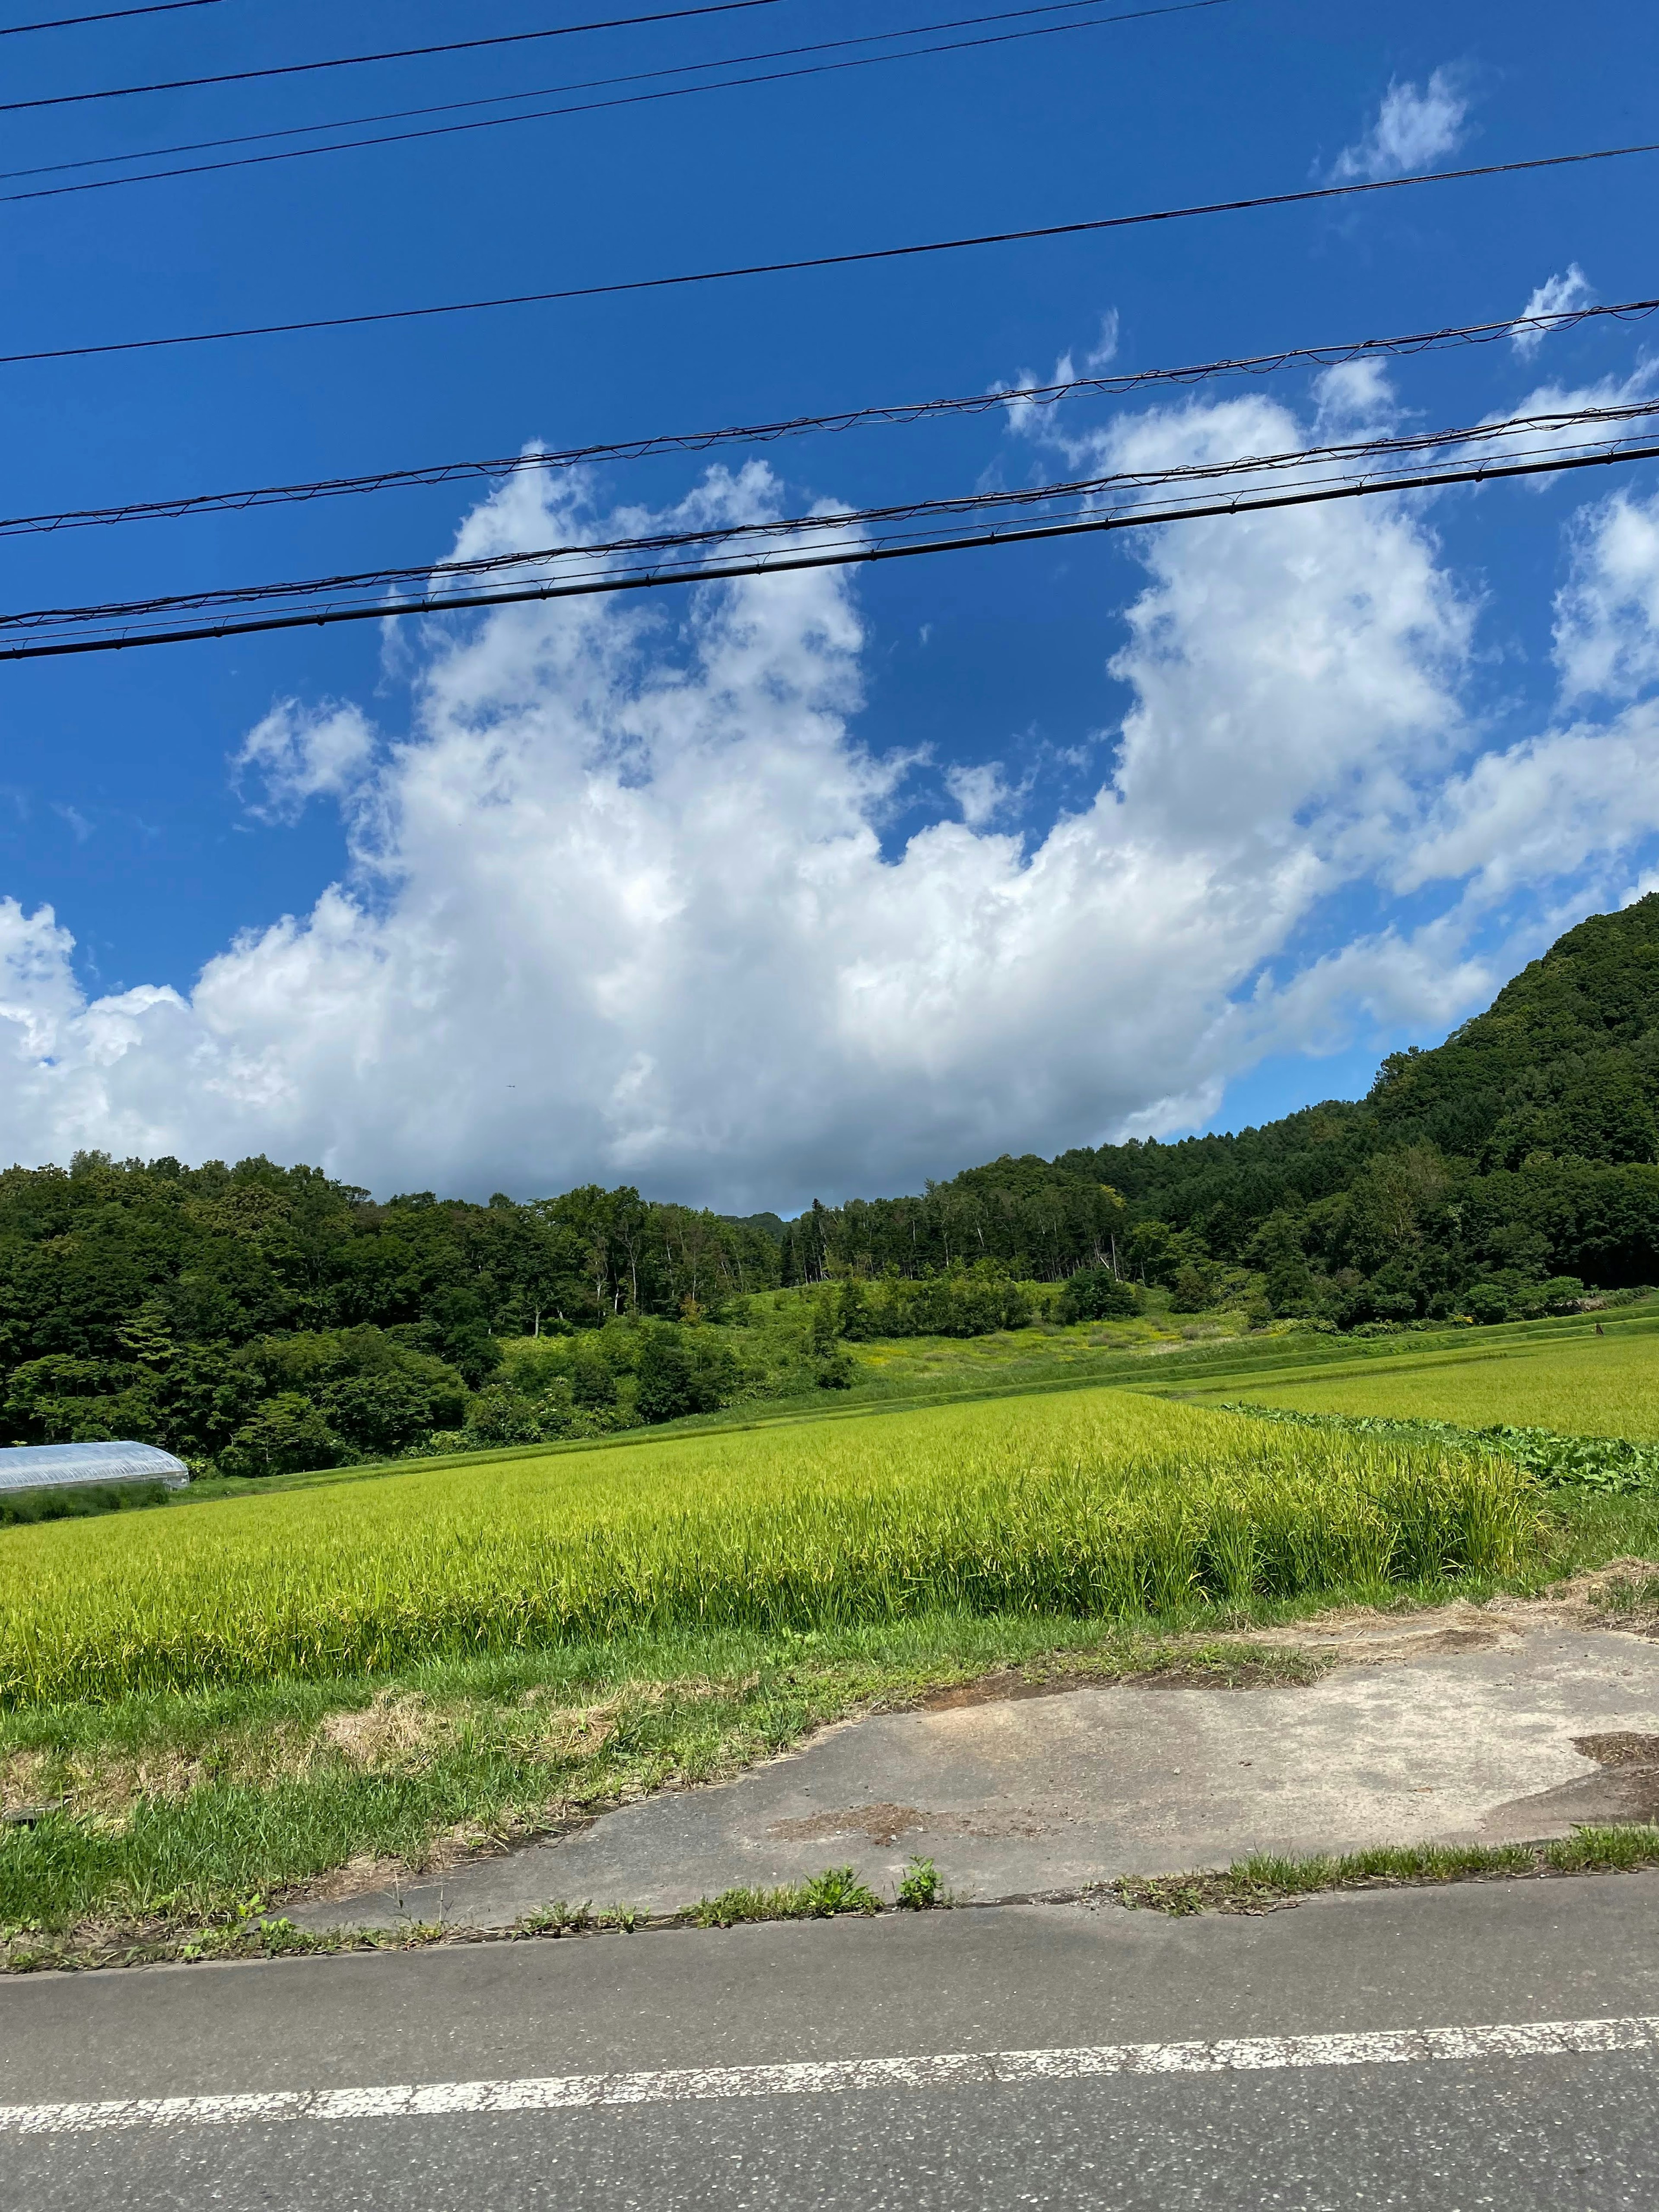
left=0, top=1440, right=190, bottom=1494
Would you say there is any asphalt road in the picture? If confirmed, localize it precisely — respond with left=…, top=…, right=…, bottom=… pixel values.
left=7, top=1874, right=1659, bottom=2209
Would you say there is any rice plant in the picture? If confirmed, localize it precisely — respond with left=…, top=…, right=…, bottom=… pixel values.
left=0, top=1389, right=1535, bottom=1709
left=1237, top=1326, right=1659, bottom=1440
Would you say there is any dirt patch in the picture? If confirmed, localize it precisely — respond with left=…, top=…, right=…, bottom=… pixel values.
left=0, top=1748, right=49, bottom=1818
left=917, top=1649, right=1321, bottom=1712
left=1574, top=1732, right=1659, bottom=1769
left=921, top=1672, right=1082, bottom=1712
left=769, top=1802, right=933, bottom=1843
left=767, top=1802, right=1050, bottom=1844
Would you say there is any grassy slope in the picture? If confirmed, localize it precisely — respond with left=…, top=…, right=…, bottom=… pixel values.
left=1208, top=1324, right=1659, bottom=1438
left=165, top=1294, right=1659, bottom=1512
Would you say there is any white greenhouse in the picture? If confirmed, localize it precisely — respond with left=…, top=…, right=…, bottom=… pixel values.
left=0, top=1440, right=189, bottom=1495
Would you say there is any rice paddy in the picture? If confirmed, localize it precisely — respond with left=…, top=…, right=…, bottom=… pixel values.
left=1230, top=1325, right=1659, bottom=1440
left=0, top=1388, right=1533, bottom=1711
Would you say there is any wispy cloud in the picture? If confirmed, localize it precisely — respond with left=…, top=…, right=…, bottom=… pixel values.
left=235, top=699, right=377, bottom=826
left=1331, top=67, right=1468, bottom=182
left=1511, top=264, right=1595, bottom=356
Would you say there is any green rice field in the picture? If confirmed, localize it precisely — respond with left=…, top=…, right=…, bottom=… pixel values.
left=1227, top=1325, right=1659, bottom=1439
left=0, top=1387, right=1532, bottom=1711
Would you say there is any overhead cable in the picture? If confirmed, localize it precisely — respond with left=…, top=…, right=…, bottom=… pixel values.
left=0, top=0, right=217, bottom=30
left=9, top=440, right=1657, bottom=662
left=0, top=0, right=1232, bottom=204
left=7, top=137, right=1655, bottom=372
left=0, top=0, right=796, bottom=114
left=7, top=293, right=1656, bottom=542
left=4, top=398, right=1655, bottom=659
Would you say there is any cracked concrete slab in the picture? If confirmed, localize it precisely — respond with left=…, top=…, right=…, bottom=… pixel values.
left=289, top=1621, right=1659, bottom=1933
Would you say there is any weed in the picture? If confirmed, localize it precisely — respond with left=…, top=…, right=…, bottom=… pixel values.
left=896, top=1856, right=942, bottom=1909
left=799, top=1864, right=881, bottom=1916
left=690, top=1865, right=880, bottom=1928
left=1115, top=1828, right=1659, bottom=1913
left=515, top=1901, right=591, bottom=1936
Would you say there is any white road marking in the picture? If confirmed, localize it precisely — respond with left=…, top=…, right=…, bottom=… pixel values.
left=5, top=2015, right=1656, bottom=2136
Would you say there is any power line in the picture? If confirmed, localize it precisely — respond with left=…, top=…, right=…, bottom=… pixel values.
left=6, top=293, right=1654, bottom=542
left=0, top=0, right=795, bottom=114
left=0, top=0, right=1228, bottom=205
left=5, top=399, right=1655, bottom=657
left=0, top=0, right=217, bottom=31
left=10, top=442, right=1657, bottom=662
left=6, top=137, right=1656, bottom=373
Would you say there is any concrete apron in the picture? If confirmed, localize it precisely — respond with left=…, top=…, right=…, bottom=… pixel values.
left=289, top=1620, right=1659, bottom=1934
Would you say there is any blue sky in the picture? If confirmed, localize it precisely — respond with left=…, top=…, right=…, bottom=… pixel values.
left=0, top=0, right=1657, bottom=1207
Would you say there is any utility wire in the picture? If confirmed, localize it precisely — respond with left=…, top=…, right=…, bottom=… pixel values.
left=6, top=137, right=1656, bottom=373
left=0, top=0, right=795, bottom=114
left=0, top=0, right=1228, bottom=204
left=0, top=0, right=1128, bottom=183
left=9, top=441, right=1658, bottom=662
left=0, top=0, right=217, bottom=31
left=6, top=294, right=1654, bottom=542
left=5, top=399, right=1655, bottom=657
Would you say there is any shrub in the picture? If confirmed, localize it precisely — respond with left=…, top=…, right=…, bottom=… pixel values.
left=1057, top=1267, right=1139, bottom=1324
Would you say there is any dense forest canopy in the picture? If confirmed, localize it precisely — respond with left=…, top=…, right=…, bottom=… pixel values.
left=793, top=896, right=1659, bottom=1324
left=3, top=895, right=1658, bottom=1469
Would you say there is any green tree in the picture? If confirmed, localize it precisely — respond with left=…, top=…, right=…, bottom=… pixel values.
left=1056, top=1267, right=1138, bottom=1323
left=217, top=1395, right=343, bottom=1478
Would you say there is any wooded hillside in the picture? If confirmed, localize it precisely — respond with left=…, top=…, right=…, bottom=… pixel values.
left=4, top=895, right=1656, bottom=1468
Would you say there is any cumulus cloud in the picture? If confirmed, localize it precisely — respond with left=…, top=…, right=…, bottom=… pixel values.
left=1512, top=264, right=1595, bottom=356
left=944, top=761, right=1022, bottom=828
left=1393, top=707, right=1659, bottom=902
left=1331, top=68, right=1468, bottom=182
left=1, top=386, right=1657, bottom=1207
left=235, top=699, right=378, bottom=824
left=1555, top=485, right=1659, bottom=700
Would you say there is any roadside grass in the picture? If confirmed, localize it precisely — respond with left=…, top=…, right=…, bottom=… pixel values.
left=1115, top=1826, right=1659, bottom=1915
left=690, top=1865, right=882, bottom=1927
left=0, top=1613, right=1327, bottom=1960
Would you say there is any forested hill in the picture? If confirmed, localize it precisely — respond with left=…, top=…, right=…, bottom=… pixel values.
left=2, top=895, right=1657, bottom=1468
left=786, top=894, right=1659, bottom=1322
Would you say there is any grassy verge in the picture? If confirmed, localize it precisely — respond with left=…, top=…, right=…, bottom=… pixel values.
left=1116, top=1826, right=1659, bottom=1915
left=0, top=1613, right=1322, bottom=1969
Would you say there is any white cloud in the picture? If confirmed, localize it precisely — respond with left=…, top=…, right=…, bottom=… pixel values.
left=235, top=699, right=378, bottom=824
left=1331, top=67, right=1468, bottom=183
left=1392, top=706, right=1659, bottom=902
left=1084, top=311, right=1120, bottom=372
left=1512, top=264, right=1595, bottom=357
left=1555, top=484, right=1659, bottom=700
left=1, top=392, right=1656, bottom=1207
left=944, top=762, right=1020, bottom=828
left=1313, top=359, right=1400, bottom=435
